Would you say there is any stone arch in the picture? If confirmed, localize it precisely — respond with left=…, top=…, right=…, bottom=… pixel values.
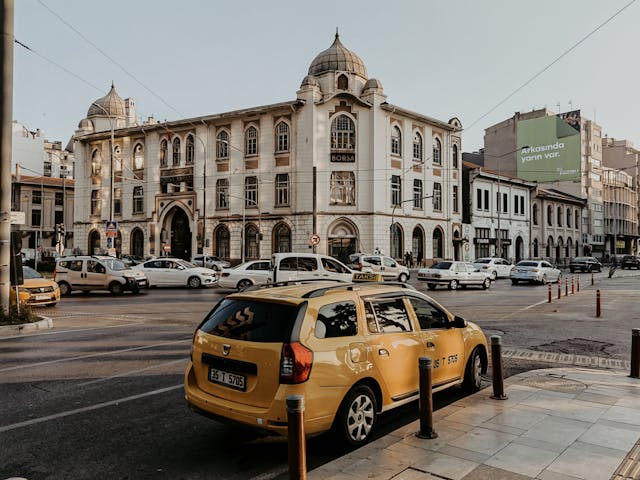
left=130, top=227, right=144, bottom=258
left=327, top=217, right=359, bottom=264
left=159, top=204, right=193, bottom=260
left=432, top=226, right=444, bottom=259
left=272, top=222, right=292, bottom=254
left=88, top=229, right=101, bottom=255
left=245, top=223, right=260, bottom=260
left=390, top=222, right=404, bottom=260
left=412, top=225, right=425, bottom=267
left=213, top=224, right=230, bottom=259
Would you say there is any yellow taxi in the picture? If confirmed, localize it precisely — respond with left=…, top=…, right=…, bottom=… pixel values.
left=11, top=266, right=61, bottom=307
left=184, top=280, right=488, bottom=447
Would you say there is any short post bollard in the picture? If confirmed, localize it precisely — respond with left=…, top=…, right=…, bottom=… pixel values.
left=548, top=284, right=552, bottom=303
left=571, top=276, right=575, bottom=295
left=565, top=277, right=569, bottom=296
left=490, top=336, right=508, bottom=400
left=596, top=290, right=601, bottom=318
left=631, top=329, right=640, bottom=379
left=558, top=280, right=561, bottom=300
left=286, top=395, right=306, bottom=480
left=577, top=276, right=580, bottom=292
left=416, top=357, right=438, bottom=439
left=591, top=272, right=594, bottom=286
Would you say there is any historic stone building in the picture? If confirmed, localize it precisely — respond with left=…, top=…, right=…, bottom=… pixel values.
left=72, top=34, right=463, bottom=264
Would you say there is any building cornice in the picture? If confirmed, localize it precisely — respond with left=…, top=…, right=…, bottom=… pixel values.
left=380, top=103, right=457, bottom=131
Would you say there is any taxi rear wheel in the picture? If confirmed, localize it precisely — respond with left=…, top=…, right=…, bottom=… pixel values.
left=463, top=348, right=482, bottom=393
left=58, top=281, right=71, bottom=296
left=482, top=278, right=491, bottom=290
left=398, top=273, right=408, bottom=283
left=334, top=385, right=377, bottom=448
left=448, top=279, right=458, bottom=290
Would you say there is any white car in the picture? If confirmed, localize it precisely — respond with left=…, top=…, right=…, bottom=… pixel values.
left=348, top=253, right=410, bottom=282
left=472, top=257, right=513, bottom=280
left=217, top=260, right=271, bottom=290
left=418, top=261, right=492, bottom=290
left=133, top=258, right=217, bottom=288
left=510, top=260, right=562, bottom=285
left=191, top=255, right=231, bottom=271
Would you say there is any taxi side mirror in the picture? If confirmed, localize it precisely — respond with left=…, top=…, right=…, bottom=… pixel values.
left=452, top=316, right=467, bottom=328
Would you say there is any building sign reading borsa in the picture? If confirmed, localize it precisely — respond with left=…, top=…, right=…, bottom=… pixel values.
left=331, top=153, right=355, bottom=163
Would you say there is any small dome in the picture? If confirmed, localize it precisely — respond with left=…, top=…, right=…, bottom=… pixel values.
left=300, top=75, right=320, bottom=87
left=308, top=32, right=367, bottom=78
left=363, top=78, right=383, bottom=90
left=77, top=118, right=94, bottom=129
left=87, top=84, right=126, bottom=118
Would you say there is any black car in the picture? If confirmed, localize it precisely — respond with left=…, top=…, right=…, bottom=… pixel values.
left=569, top=256, right=602, bottom=273
left=621, top=255, right=640, bottom=269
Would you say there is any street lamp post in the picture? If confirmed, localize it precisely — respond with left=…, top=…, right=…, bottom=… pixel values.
left=390, top=194, right=433, bottom=260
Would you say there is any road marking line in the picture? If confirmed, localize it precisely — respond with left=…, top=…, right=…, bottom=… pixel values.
left=498, top=298, right=548, bottom=320
left=0, top=322, right=145, bottom=341
left=77, top=359, right=188, bottom=386
left=0, top=384, right=183, bottom=433
left=0, top=339, right=191, bottom=373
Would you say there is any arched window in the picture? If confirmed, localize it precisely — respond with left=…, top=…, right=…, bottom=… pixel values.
left=130, top=228, right=144, bottom=258
left=330, top=115, right=355, bottom=151
left=413, top=132, right=423, bottom=161
left=214, top=225, right=230, bottom=259
left=91, top=149, right=101, bottom=184
left=245, top=224, right=259, bottom=260
left=433, top=138, right=442, bottom=165
left=273, top=223, right=291, bottom=253
left=113, top=146, right=122, bottom=173
left=532, top=204, right=538, bottom=225
left=547, top=205, right=553, bottom=226
left=432, top=228, right=443, bottom=258
left=186, top=135, right=195, bottom=164
left=90, top=189, right=101, bottom=216
left=160, top=139, right=168, bottom=167
left=133, top=186, right=144, bottom=214
left=216, top=131, right=229, bottom=159
left=133, top=143, right=144, bottom=170
left=337, top=74, right=348, bottom=90
left=391, top=126, right=401, bottom=156
left=452, top=144, right=459, bottom=168
left=245, top=126, right=258, bottom=156
left=575, top=209, right=580, bottom=230
left=88, top=230, right=100, bottom=255
left=566, top=208, right=572, bottom=228
left=433, top=183, right=442, bottom=211
left=245, top=176, right=258, bottom=208
left=330, top=172, right=355, bottom=205
left=533, top=238, right=539, bottom=257
left=557, top=206, right=563, bottom=227
left=216, top=179, right=229, bottom=209
left=275, top=122, right=289, bottom=153
left=172, top=138, right=181, bottom=166
left=546, top=236, right=554, bottom=258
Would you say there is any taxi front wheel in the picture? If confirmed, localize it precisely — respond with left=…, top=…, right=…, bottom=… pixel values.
left=333, top=384, right=378, bottom=448
left=463, top=348, right=482, bottom=393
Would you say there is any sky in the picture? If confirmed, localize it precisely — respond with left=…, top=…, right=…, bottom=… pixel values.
left=12, top=0, right=640, bottom=153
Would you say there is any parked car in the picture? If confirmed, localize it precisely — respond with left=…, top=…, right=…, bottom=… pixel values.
left=11, top=266, right=60, bottom=307
left=184, top=280, right=488, bottom=447
left=191, top=255, right=231, bottom=272
left=417, top=261, right=492, bottom=290
left=217, top=260, right=271, bottom=290
left=348, top=253, right=410, bottom=282
left=120, top=254, right=144, bottom=266
left=54, top=255, right=148, bottom=295
left=621, top=255, right=640, bottom=270
left=270, top=253, right=353, bottom=283
left=472, top=257, right=513, bottom=280
left=133, top=258, right=217, bottom=288
left=510, top=260, right=562, bottom=285
left=569, top=256, right=602, bottom=273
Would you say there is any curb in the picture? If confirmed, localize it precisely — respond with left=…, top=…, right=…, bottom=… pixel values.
left=0, top=316, right=53, bottom=335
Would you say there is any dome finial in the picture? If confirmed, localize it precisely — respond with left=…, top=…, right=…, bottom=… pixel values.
left=335, top=27, right=339, bottom=40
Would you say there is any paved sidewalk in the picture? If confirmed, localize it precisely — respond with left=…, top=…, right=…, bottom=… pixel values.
left=310, top=367, right=640, bottom=480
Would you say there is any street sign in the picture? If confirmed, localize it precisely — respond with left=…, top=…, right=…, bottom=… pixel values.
left=10, top=211, right=25, bottom=225
left=309, top=234, right=320, bottom=246
left=105, top=221, right=118, bottom=237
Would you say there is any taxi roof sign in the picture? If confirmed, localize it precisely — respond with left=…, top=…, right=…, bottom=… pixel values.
left=352, top=272, right=384, bottom=282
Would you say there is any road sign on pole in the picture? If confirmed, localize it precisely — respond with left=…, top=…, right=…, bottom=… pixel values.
left=105, top=221, right=118, bottom=237
left=309, top=234, right=320, bottom=246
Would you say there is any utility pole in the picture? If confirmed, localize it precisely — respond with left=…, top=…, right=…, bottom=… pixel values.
left=0, top=0, right=14, bottom=314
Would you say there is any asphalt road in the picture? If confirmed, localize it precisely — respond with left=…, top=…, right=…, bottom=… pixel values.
left=1, top=269, right=638, bottom=479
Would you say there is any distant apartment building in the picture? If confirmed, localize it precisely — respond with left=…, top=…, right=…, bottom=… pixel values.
left=483, top=108, right=605, bottom=257
left=602, top=167, right=637, bottom=255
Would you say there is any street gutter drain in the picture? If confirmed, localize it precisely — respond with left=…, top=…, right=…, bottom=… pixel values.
left=520, top=374, right=587, bottom=393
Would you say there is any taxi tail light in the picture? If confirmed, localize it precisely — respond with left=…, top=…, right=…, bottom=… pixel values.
left=482, top=266, right=489, bottom=269
left=532, top=269, right=540, bottom=272
left=221, top=272, right=230, bottom=278
left=279, top=342, right=313, bottom=384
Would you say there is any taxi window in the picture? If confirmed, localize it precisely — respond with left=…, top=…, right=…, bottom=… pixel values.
left=363, top=256, right=381, bottom=266
left=322, top=257, right=349, bottom=274
left=279, top=257, right=298, bottom=271
left=367, top=298, right=412, bottom=333
left=407, top=297, right=448, bottom=330
left=299, top=257, right=318, bottom=272
left=383, top=257, right=396, bottom=267
left=315, top=301, right=358, bottom=339
left=87, top=260, right=105, bottom=274
left=455, top=263, right=467, bottom=273
left=60, top=260, right=83, bottom=271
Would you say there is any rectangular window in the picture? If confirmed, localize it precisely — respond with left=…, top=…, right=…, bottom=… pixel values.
left=502, top=192, right=508, bottom=213
left=275, top=173, right=289, bottom=206
left=330, top=171, right=356, bottom=205
left=474, top=227, right=490, bottom=258
left=245, top=177, right=258, bottom=208
left=433, top=183, right=442, bottom=211
left=476, top=188, right=482, bottom=210
left=216, top=179, right=229, bottom=210
left=520, top=196, right=524, bottom=216
left=484, top=190, right=489, bottom=211
left=453, top=185, right=459, bottom=213
left=91, top=189, right=101, bottom=216
left=54, top=210, right=63, bottom=225
left=513, top=194, right=519, bottom=214
left=496, top=192, right=500, bottom=212
left=315, top=301, right=358, bottom=338
left=32, top=190, right=42, bottom=205
left=391, top=175, right=401, bottom=206
left=31, top=209, right=41, bottom=227
left=55, top=192, right=63, bottom=206
left=413, top=179, right=423, bottom=209
left=133, top=186, right=144, bottom=214
left=114, top=188, right=122, bottom=216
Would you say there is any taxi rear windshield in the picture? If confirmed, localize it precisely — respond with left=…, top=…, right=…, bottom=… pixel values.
left=199, top=299, right=300, bottom=342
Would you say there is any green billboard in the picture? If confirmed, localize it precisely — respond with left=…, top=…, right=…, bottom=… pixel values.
left=516, top=110, right=581, bottom=182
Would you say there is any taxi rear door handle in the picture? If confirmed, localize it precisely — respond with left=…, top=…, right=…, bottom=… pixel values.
left=378, top=348, right=389, bottom=357
left=426, top=341, right=435, bottom=348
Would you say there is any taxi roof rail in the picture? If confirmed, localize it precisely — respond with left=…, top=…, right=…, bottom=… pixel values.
left=302, top=281, right=415, bottom=298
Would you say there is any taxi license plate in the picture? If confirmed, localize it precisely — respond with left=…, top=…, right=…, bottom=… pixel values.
left=34, top=294, right=50, bottom=301
left=208, top=367, right=246, bottom=391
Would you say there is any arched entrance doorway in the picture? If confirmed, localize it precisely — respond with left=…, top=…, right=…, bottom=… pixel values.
left=412, top=226, right=425, bottom=267
left=165, top=207, right=192, bottom=260
left=390, top=223, right=403, bottom=260
left=515, top=236, right=523, bottom=263
left=214, top=225, right=230, bottom=259
left=273, top=222, right=291, bottom=253
left=130, top=228, right=144, bottom=258
left=245, top=223, right=260, bottom=260
left=432, top=227, right=444, bottom=260
left=88, top=230, right=100, bottom=255
left=453, top=230, right=461, bottom=261
left=328, top=219, right=358, bottom=264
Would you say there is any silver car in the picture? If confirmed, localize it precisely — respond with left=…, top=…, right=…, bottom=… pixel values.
left=472, top=257, right=513, bottom=280
left=510, top=260, right=562, bottom=285
left=217, top=260, right=271, bottom=291
left=417, top=261, right=492, bottom=290
left=191, top=255, right=231, bottom=271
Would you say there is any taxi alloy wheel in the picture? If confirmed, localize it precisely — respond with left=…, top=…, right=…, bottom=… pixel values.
left=463, top=348, right=483, bottom=393
left=448, top=279, right=458, bottom=290
left=398, top=273, right=408, bottom=283
left=237, top=279, right=252, bottom=291
left=336, top=385, right=377, bottom=447
left=58, top=282, right=71, bottom=296
left=482, top=278, right=491, bottom=290
left=188, top=276, right=202, bottom=288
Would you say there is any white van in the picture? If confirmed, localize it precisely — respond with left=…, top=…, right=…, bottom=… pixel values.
left=270, top=253, right=353, bottom=283
left=54, top=255, right=148, bottom=295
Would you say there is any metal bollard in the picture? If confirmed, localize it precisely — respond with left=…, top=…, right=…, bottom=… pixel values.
left=557, top=280, right=561, bottom=300
left=631, top=329, right=640, bottom=379
left=571, top=276, right=575, bottom=295
left=591, top=272, right=594, bottom=285
left=416, top=357, right=438, bottom=439
left=286, top=395, right=306, bottom=480
left=565, top=277, right=569, bottom=296
left=490, top=336, right=508, bottom=400
left=577, top=276, right=580, bottom=292
left=596, top=290, right=601, bottom=318
left=548, top=283, right=552, bottom=303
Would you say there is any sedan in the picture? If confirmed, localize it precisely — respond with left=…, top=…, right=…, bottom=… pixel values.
left=472, top=257, right=513, bottom=280
left=11, top=266, right=60, bottom=307
left=191, top=255, right=231, bottom=272
left=621, top=255, right=640, bottom=270
left=510, top=260, right=562, bottom=285
left=418, top=261, right=492, bottom=290
left=217, top=260, right=271, bottom=290
left=569, top=256, right=602, bottom=273
left=133, top=258, right=217, bottom=288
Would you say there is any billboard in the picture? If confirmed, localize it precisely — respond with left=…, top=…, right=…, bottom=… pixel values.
left=516, top=110, right=581, bottom=182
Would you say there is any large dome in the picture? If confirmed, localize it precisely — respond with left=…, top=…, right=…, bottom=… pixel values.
left=87, top=84, right=126, bottom=118
left=308, top=32, right=368, bottom=78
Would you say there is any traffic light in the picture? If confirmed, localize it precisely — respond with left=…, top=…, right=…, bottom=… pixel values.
left=10, top=231, right=23, bottom=286
left=56, top=223, right=65, bottom=238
